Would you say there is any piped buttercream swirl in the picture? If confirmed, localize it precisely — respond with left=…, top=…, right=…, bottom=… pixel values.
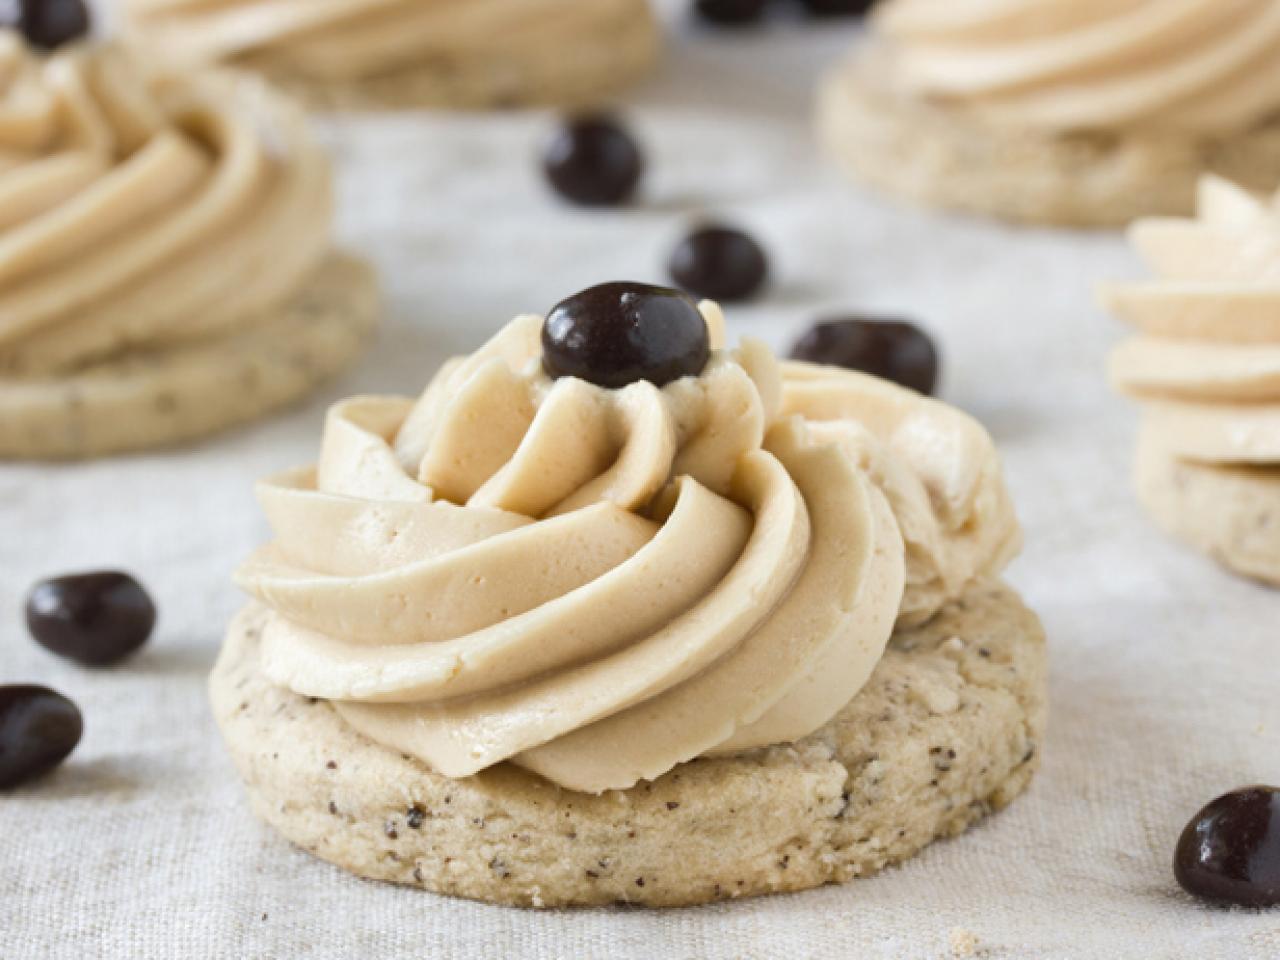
left=1109, top=176, right=1280, bottom=464
left=122, top=0, right=649, bottom=84
left=235, top=306, right=1019, bottom=793
left=0, top=33, right=331, bottom=375
left=872, top=0, right=1280, bottom=134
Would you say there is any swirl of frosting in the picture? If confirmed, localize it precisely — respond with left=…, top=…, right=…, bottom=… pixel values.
left=235, top=305, right=1019, bottom=793
left=1108, top=176, right=1280, bottom=463
left=0, top=33, right=331, bottom=375
left=122, top=0, right=650, bottom=84
left=872, top=0, right=1280, bottom=134
left=781, top=360, right=1021, bottom=627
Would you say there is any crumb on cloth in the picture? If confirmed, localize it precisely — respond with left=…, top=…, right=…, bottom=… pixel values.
left=949, top=927, right=982, bottom=958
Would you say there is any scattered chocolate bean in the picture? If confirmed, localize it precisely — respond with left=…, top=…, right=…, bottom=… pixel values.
left=26, top=571, right=156, bottom=667
left=10, top=0, right=91, bottom=50
left=669, top=224, right=769, bottom=303
left=795, top=0, right=878, bottom=16
left=543, top=115, right=643, bottom=207
left=790, top=317, right=939, bottom=395
left=694, top=0, right=768, bottom=26
left=1175, top=786, right=1280, bottom=908
left=0, top=685, right=82, bottom=789
left=543, top=282, right=709, bottom=389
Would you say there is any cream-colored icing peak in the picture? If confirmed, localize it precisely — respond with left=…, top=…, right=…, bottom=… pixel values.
left=873, top=0, right=1280, bottom=134
left=0, top=33, right=331, bottom=375
left=1109, top=176, right=1280, bottom=463
left=236, top=304, right=1019, bottom=793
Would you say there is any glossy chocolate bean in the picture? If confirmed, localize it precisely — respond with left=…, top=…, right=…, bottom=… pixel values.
left=796, top=0, right=877, bottom=16
left=27, top=571, right=156, bottom=667
left=543, top=282, right=710, bottom=389
left=669, top=225, right=769, bottom=303
left=694, top=0, right=769, bottom=26
left=1175, top=786, right=1280, bottom=908
left=0, top=686, right=82, bottom=789
left=13, top=0, right=91, bottom=50
left=543, top=115, right=643, bottom=207
left=790, top=317, right=939, bottom=395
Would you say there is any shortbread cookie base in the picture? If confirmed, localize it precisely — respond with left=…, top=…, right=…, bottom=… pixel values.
left=253, top=1, right=660, bottom=111
left=211, top=581, right=1047, bottom=908
left=817, top=56, right=1280, bottom=228
left=1135, top=430, right=1280, bottom=586
left=0, top=252, right=378, bottom=460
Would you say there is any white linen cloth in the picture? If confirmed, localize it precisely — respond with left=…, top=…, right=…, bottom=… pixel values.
left=2, top=4, right=1277, bottom=957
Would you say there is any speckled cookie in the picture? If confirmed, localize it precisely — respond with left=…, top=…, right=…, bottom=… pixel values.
left=1134, top=429, right=1280, bottom=586
left=0, top=253, right=378, bottom=461
left=248, top=3, right=660, bottom=112
left=817, top=57, right=1280, bottom=228
left=211, top=580, right=1047, bottom=908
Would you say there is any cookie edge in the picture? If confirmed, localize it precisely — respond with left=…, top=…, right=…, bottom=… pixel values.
left=211, top=580, right=1048, bottom=908
left=0, top=251, right=379, bottom=461
left=816, top=55, right=1280, bottom=228
left=1134, top=429, right=1280, bottom=586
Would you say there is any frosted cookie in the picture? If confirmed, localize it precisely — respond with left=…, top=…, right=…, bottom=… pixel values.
left=216, top=281, right=1044, bottom=906
left=0, top=34, right=378, bottom=460
left=120, top=0, right=661, bottom=112
left=818, top=1, right=1280, bottom=227
left=1133, top=432, right=1280, bottom=587
left=214, top=581, right=1045, bottom=907
left=1108, top=176, right=1280, bottom=585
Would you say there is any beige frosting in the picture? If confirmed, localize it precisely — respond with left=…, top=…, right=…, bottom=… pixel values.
left=1108, top=175, right=1280, bottom=463
left=122, top=0, right=645, bottom=82
left=872, top=0, right=1280, bottom=134
left=235, top=305, right=1019, bottom=793
left=0, top=33, right=332, bottom=376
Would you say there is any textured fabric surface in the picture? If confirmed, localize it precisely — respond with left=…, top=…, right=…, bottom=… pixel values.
left=3, top=5, right=1278, bottom=958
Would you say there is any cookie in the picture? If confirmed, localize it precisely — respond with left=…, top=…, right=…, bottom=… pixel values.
left=816, top=57, right=1280, bottom=228
left=1134, top=428, right=1280, bottom=587
left=0, top=252, right=378, bottom=461
left=151, top=0, right=659, bottom=113
left=211, top=580, right=1047, bottom=908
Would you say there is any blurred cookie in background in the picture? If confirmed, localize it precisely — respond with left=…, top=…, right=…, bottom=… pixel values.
left=119, top=0, right=663, bottom=111
left=818, top=0, right=1280, bottom=227
left=0, top=25, right=379, bottom=459
left=1108, top=176, right=1280, bottom=584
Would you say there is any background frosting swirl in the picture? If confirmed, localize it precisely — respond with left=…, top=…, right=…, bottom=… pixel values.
left=1108, top=176, right=1280, bottom=464
left=123, top=0, right=648, bottom=83
left=873, top=0, right=1280, bottom=134
left=0, top=34, right=331, bottom=375
left=236, top=307, right=1019, bottom=793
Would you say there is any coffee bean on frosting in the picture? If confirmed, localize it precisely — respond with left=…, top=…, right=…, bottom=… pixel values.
left=1175, top=786, right=1280, bottom=908
left=12, top=0, right=91, bottom=50
left=790, top=317, right=939, bottom=395
left=543, top=115, right=643, bottom=207
left=543, top=282, right=710, bottom=389
left=0, top=686, right=82, bottom=789
left=669, top=225, right=769, bottom=303
left=26, top=571, right=156, bottom=667
left=694, top=0, right=769, bottom=26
